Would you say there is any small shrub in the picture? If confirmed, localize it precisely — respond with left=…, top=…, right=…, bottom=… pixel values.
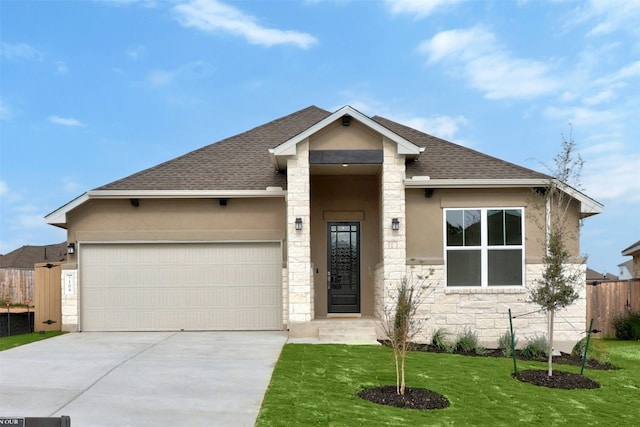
left=498, top=330, right=518, bottom=357
left=454, top=328, right=485, bottom=355
left=611, top=310, right=640, bottom=340
left=520, top=334, right=548, bottom=359
left=431, top=328, right=454, bottom=353
left=571, top=337, right=609, bottom=363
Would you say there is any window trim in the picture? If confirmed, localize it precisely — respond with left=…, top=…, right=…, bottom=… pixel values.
left=444, top=207, right=525, bottom=288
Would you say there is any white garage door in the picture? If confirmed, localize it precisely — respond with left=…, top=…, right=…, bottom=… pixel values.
left=79, top=242, right=282, bottom=331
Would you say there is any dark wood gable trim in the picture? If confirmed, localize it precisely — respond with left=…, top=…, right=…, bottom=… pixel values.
left=309, top=150, right=383, bottom=164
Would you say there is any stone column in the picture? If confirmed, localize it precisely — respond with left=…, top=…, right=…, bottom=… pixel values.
left=286, top=139, right=313, bottom=323
left=381, top=138, right=407, bottom=311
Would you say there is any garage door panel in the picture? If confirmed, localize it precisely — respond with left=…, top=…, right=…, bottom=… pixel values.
left=80, top=242, right=281, bottom=331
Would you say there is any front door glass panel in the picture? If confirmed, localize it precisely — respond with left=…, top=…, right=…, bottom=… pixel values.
left=328, top=222, right=360, bottom=313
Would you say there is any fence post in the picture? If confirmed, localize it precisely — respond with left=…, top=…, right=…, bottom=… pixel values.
left=5, top=301, right=10, bottom=337
left=580, top=318, right=594, bottom=376
left=26, top=299, right=32, bottom=333
left=509, top=308, right=518, bottom=375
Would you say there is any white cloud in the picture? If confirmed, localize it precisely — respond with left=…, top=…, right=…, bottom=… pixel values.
left=577, top=0, right=640, bottom=37
left=15, top=213, right=48, bottom=230
left=0, top=181, right=7, bottom=196
left=62, top=177, right=83, bottom=194
left=596, top=60, right=640, bottom=86
left=0, top=100, right=11, bottom=120
left=48, top=116, right=86, bottom=127
left=125, top=45, right=146, bottom=60
left=543, top=106, right=617, bottom=128
left=147, top=69, right=176, bottom=86
left=55, top=61, right=69, bottom=75
left=0, top=42, right=43, bottom=61
left=100, top=0, right=158, bottom=7
left=396, top=114, right=468, bottom=140
left=172, top=0, right=318, bottom=48
left=144, top=60, right=215, bottom=87
left=419, top=27, right=496, bottom=63
left=582, top=150, right=640, bottom=202
left=418, top=27, right=560, bottom=99
left=583, top=89, right=616, bottom=106
left=385, top=0, right=466, bottom=18
left=336, top=92, right=470, bottom=143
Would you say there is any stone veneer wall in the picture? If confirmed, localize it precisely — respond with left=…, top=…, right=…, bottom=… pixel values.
left=406, top=263, right=587, bottom=347
left=286, top=139, right=313, bottom=323
left=61, top=268, right=78, bottom=331
left=373, top=262, right=385, bottom=321
left=380, top=139, right=407, bottom=315
left=281, top=267, right=289, bottom=326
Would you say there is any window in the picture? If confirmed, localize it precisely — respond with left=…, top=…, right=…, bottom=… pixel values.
left=445, top=208, right=524, bottom=287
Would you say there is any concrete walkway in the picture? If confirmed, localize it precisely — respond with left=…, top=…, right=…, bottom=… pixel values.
left=0, top=331, right=287, bottom=426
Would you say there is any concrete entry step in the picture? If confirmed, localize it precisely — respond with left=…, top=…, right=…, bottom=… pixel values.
left=289, top=318, right=380, bottom=345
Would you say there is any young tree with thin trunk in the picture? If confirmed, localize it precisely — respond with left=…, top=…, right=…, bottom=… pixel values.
left=529, top=129, right=585, bottom=377
left=381, top=273, right=431, bottom=395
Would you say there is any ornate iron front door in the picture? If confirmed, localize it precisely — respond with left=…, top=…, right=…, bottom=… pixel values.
left=327, top=222, right=360, bottom=313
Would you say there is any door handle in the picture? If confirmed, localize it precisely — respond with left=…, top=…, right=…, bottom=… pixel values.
left=327, top=271, right=331, bottom=290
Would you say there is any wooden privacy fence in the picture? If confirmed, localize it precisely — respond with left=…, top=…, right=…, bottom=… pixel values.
left=0, top=268, right=34, bottom=303
left=34, top=262, right=62, bottom=332
left=587, top=279, right=640, bottom=337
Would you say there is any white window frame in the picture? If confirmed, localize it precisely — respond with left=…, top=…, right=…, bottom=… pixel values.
left=444, top=207, right=525, bottom=288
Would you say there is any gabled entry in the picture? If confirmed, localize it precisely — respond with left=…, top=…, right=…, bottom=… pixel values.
left=327, top=222, right=360, bottom=313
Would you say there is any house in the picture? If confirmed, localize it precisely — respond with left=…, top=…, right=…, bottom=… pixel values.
left=45, top=105, right=602, bottom=347
left=586, top=268, right=618, bottom=285
left=621, top=240, right=640, bottom=279
left=618, top=260, right=633, bottom=280
left=0, top=242, right=67, bottom=304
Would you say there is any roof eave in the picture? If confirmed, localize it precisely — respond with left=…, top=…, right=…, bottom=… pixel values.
left=404, top=178, right=603, bottom=217
left=44, top=189, right=286, bottom=227
left=45, top=192, right=90, bottom=228
left=622, top=242, right=640, bottom=256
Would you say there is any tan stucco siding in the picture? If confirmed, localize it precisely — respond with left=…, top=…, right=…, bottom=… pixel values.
left=67, top=197, right=286, bottom=245
left=405, top=188, right=582, bottom=262
left=309, top=121, right=383, bottom=151
left=310, top=175, right=381, bottom=317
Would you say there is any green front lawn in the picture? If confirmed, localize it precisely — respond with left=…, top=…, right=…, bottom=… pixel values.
left=257, top=340, right=640, bottom=426
left=0, top=331, right=65, bottom=351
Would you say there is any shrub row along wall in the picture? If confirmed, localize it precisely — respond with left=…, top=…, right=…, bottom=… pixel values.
left=0, top=312, right=35, bottom=337
left=587, top=279, right=640, bottom=337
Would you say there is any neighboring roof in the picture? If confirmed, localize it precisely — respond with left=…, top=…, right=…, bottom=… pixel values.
left=586, top=268, right=618, bottom=282
left=622, top=240, right=640, bottom=256
left=0, top=243, right=67, bottom=268
left=617, top=259, right=633, bottom=269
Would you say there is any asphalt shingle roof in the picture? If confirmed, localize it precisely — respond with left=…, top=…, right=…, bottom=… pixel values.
left=96, top=105, right=548, bottom=191
left=0, top=243, right=67, bottom=268
left=96, top=106, right=331, bottom=191
left=372, top=116, right=549, bottom=180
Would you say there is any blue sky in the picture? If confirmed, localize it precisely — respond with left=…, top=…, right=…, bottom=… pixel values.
left=1, top=0, right=638, bottom=275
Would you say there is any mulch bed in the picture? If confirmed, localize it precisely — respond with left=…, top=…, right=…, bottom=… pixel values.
left=380, top=341, right=616, bottom=371
left=375, top=341, right=608, bottom=391
left=513, top=369, right=601, bottom=389
left=357, top=385, right=450, bottom=410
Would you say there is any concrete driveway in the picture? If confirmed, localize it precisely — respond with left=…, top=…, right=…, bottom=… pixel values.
left=0, top=331, right=287, bottom=426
